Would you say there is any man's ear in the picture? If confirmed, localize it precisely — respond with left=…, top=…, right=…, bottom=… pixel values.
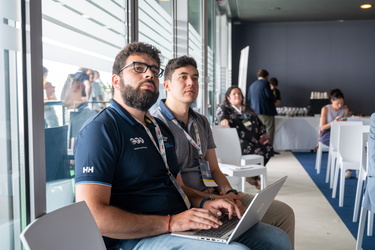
left=112, top=74, right=121, bottom=91
left=163, top=80, right=170, bottom=91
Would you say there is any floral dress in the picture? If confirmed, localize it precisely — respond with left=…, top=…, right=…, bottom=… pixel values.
left=216, top=104, right=274, bottom=164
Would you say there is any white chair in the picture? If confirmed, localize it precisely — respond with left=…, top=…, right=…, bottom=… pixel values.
left=332, top=125, right=367, bottom=207
left=20, top=201, right=106, bottom=250
left=356, top=114, right=375, bottom=250
left=315, top=141, right=329, bottom=174
left=353, top=128, right=370, bottom=222
left=326, top=121, right=363, bottom=187
left=211, top=126, right=267, bottom=192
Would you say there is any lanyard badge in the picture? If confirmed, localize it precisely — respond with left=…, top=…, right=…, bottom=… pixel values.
left=136, top=113, right=191, bottom=209
left=171, top=118, right=218, bottom=187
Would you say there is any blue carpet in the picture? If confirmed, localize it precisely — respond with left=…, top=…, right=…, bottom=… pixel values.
left=293, top=152, right=374, bottom=250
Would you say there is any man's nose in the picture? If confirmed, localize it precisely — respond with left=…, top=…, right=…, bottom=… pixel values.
left=144, top=67, right=155, bottom=79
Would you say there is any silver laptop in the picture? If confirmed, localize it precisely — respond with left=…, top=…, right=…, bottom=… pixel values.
left=172, top=176, right=287, bottom=244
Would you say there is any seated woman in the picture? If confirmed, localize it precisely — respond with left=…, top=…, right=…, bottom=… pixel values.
left=319, top=88, right=350, bottom=177
left=319, top=88, right=349, bottom=146
left=216, top=86, right=274, bottom=189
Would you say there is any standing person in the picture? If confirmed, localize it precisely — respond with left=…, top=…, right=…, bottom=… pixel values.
left=75, top=43, right=291, bottom=250
left=247, top=69, right=277, bottom=146
left=269, top=77, right=281, bottom=106
left=43, top=66, right=59, bottom=127
left=91, top=70, right=105, bottom=112
left=319, top=88, right=350, bottom=177
left=153, top=56, right=294, bottom=248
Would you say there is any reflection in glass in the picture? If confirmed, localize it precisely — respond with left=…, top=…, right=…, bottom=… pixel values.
left=188, top=0, right=203, bottom=112
left=42, top=0, right=127, bottom=212
left=0, top=1, right=25, bottom=249
left=139, top=0, right=173, bottom=113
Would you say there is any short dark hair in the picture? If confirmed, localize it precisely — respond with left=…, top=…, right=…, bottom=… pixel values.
left=330, top=88, right=344, bottom=100
left=164, top=55, right=197, bottom=81
left=223, top=86, right=245, bottom=106
left=270, top=77, right=278, bottom=87
left=257, top=69, right=269, bottom=78
left=112, top=42, right=162, bottom=75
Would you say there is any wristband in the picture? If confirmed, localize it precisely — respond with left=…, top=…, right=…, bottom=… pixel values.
left=199, top=196, right=215, bottom=208
left=225, top=189, right=238, bottom=195
left=166, top=214, right=171, bottom=234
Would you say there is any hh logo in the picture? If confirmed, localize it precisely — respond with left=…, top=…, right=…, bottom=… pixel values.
left=83, top=166, right=94, bottom=173
left=130, top=137, right=144, bottom=145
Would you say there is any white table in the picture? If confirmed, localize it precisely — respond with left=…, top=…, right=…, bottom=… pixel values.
left=273, top=116, right=370, bottom=151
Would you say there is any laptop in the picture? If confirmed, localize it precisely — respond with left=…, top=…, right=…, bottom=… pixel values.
left=172, top=176, right=287, bottom=244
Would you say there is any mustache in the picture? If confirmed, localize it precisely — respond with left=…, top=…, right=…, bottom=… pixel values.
left=138, top=79, right=157, bottom=90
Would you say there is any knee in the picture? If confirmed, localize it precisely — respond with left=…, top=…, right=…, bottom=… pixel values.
left=274, top=200, right=295, bottom=223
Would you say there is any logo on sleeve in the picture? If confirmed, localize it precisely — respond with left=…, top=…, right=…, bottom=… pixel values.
left=83, top=166, right=94, bottom=173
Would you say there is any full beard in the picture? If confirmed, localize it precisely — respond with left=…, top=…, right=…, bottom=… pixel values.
left=120, top=79, right=159, bottom=112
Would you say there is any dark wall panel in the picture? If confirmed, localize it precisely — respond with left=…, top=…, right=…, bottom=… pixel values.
left=232, top=20, right=375, bottom=116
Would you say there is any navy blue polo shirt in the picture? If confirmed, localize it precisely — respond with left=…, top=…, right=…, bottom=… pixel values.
left=74, top=99, right=186, bottom=248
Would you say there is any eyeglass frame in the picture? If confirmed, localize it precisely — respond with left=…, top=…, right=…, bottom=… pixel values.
left=117, top=61, right=164, bottom=78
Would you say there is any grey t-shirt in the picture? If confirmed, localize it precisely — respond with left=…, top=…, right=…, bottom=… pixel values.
left=152, top=101, right=216, bottom=192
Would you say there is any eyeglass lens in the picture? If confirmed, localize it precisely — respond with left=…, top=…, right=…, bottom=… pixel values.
left=133, top=62, right=162, bottom=77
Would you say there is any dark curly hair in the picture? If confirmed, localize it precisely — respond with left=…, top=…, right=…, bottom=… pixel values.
left=112, top=42, right=162, bottom=75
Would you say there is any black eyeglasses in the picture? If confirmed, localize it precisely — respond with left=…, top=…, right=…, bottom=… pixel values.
left=117, top=61, right=164, bottom=78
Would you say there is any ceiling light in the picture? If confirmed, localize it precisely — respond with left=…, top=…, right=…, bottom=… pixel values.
left=360, top=4, right=373, bottom=9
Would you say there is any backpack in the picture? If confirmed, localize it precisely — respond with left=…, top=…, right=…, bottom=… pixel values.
left=60, top=73, right=75, bottom=102
left=60, top=72, right=87, bottom=108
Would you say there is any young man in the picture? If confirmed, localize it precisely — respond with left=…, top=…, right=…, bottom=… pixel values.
left=153, top=56, right=295, bottom=248
left=74, top=42, right=290, bottom=250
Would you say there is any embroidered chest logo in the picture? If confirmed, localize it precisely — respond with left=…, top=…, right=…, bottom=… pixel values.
left=130, top=137, right=144, bottom=145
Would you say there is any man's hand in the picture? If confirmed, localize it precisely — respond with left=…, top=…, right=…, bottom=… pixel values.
left=170, top=208, right=222, bottom=232
left=203, top=199, right=243, bottom=220
left=218, top=192, right=246, bottom=212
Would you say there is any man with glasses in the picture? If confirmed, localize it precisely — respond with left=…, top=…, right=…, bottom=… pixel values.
left=74, top=42, right=275, bottom=250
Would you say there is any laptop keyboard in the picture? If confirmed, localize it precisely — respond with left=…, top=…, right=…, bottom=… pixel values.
left=193, top=216, right=240, bottom=238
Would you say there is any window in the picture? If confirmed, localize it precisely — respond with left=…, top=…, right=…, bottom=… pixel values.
left=0, top=1, right=26, bottom=249
left=41, top=0, right=128, bottom=212
left=138, top=0, right=173, bottom=112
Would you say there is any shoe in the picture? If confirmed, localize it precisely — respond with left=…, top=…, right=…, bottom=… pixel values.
left=345, top=170, right=352, bottom=179
left=274, top=151, right=280, bottom=155
left=246, top=176, right=261, bottom=190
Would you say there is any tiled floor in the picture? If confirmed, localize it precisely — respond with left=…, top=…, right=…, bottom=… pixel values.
left=243, top=151, right=357, bottom=250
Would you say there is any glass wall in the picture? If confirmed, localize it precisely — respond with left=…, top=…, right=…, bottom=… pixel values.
left=41, top=0, right=128, bottom=212
left=0, top=1, right=25, bottom=249
left=139, top=0, right=173, bottom=112
left=188, top=0, right=203, bottom=113
left=207, top=0, right=216, bottom=123
left=1, top=1, right=232, bottom=248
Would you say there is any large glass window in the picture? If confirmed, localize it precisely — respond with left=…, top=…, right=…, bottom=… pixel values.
left=2, top=1, right=228, bottom=248
left=0, top=1, right=25, bottom=249
left=207, top=0, right=215, bottom=123
left=41, top=0, right=128, bottom=212
left=188, top=0, right=203, bottom=113
left=139, top=0, right=173, bottom=112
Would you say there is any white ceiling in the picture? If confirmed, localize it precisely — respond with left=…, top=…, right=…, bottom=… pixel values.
left=218, top=0, right=375, bottom=23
